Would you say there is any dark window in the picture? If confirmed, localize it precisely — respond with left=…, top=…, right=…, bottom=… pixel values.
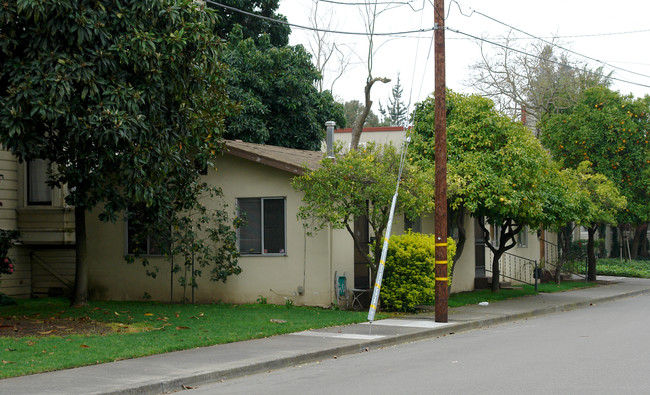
left=126, top=206, right=171, bottom=256
left=404, top=214, right=422, bottom=233
left=237, top=198, right=286, bottom=255
left=27, top=159, right=52, bottom=205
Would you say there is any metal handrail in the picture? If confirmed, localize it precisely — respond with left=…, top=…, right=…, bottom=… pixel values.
left=485, top=247, right=538, bottom=290
left=541, top=239, right=587, bottom=281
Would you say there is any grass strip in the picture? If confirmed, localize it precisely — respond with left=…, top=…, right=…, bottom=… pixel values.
left=447, top=281, right=595, bottom=308
left=0, top=299, right=385, bottom=378
left=595, top=258, right=650, bottom=278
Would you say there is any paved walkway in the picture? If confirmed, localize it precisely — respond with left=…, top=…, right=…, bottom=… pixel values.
left=2, top=276, right=650, bottom=395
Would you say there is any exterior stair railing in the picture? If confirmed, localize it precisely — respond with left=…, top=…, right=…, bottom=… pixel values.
left=485, top=247, right=539, bottom=290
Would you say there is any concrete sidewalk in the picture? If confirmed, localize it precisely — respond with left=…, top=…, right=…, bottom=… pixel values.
left=2, top=276, right=650, bottom=395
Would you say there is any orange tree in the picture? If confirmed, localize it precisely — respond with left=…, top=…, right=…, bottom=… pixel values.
left=410, top=91, right=579, bottom=291
left=292, top=142, right=434, bottom=279
left=540, top=87, right=650, bottom=258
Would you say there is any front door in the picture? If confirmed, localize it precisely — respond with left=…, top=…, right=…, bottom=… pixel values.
left=474, top=217, right=486, bottom=277
left=353, top=203, right=370, bottom=289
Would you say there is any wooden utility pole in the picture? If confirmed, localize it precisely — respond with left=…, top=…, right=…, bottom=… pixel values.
left=434, top=0, right=448, bottom=323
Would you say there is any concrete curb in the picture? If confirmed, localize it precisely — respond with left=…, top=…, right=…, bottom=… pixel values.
left=104, top=284, right=650, bottom=395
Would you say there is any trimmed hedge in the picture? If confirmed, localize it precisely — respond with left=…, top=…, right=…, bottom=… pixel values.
left=381, top=232, right=456, bottom=312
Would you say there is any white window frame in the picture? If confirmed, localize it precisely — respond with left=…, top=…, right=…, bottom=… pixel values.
left=237, top=197, right=287, bottom=256
left=517, top=225, right=529, bottom=248
left=27, top=159, right=53, bottom=206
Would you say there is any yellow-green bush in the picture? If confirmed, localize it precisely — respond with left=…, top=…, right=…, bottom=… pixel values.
left=381, top=232, right=455, bottom=312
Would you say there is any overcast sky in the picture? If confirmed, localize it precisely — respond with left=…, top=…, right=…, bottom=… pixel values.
left=278, top=0, right=650, bottom=116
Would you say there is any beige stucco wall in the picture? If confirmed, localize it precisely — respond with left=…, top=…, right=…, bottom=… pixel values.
left=449, top=214, right=476, bottom=293
left=85, top=155, right=354, bottom=307
left=333, top=129, right=407, bottom=149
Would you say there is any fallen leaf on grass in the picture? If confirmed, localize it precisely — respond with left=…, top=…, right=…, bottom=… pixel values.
left=5, top=348, right=16, bottom=352
left=2, top=360, right=15, bottom=364
left=270, top=319, right=287, bottom=324
left=80, top=345, right=90, bottom=348
left=144, top=313, right=153, bottom=316
left=38, top=330, right=56, bottom=335
left=25, top=341, right=35, bottom=346
left=176, top=326, right=190, bottom=330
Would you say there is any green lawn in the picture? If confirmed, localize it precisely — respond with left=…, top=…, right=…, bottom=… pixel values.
left=0, top=299, right=383, bottom=378
left=0, top=273, right=622, bottom=378
left=595, top=258, right=650, bottom=278
left=448, top=281, right=595, bottom=308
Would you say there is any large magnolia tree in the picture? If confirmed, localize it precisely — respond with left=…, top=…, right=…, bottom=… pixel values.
left=0, top=0, right=233, bottom=305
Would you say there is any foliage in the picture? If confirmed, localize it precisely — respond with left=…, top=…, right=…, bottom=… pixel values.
left=380, top=233, right=455, bottom=312
left=125, top=185, right=241, bottom=299
left=412, top=91, right=566, bottom=227
left=594, top=258, right=650, bottom=278
left=0, top=293, right=17, bottom=306
left=0, top=0, right=229, bottom=213
left=410, top=91, right=575, bottom=290
left=540, top=86, right=650, bottom=225
left=0, top=0, right=233, bottom=304
left=0, top=298, right=387, bottom=378
left=565, top=239, right=602, bottom=264
left=206, top=0, right=290, bottom=47
left=292, top=142, right=435, bottom=274
left=221, top=26, right=345, bottom=150
left=344, top=100, right=380, bottom=127
left=0, top=230, right=19, bottom=276
left=379, top=73, right=408, bottom=126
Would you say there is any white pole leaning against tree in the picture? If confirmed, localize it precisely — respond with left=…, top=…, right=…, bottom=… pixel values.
left=367, top=136, right=411, bottom=323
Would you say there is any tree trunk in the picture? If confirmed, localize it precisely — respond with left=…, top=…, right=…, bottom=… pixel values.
left=639, top=223, right=648, bottom=258
left=609, top=226, right=619, bottom=258
left=349, top=77, right=390, bottom=150
left=630, top=223, right=647, bottom=260
left=555, top=225, right=573, bottom=284
left=71, top=206, right=88, bottom=306
left=448, top=205, right=466, bottom=279
left=587, top=225, right=597, bottom=282
left=490, top=250, right=502, bottom=292
left=476, top=217, right=521, bottom=292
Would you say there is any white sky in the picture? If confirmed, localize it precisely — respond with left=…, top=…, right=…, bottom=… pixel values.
left=278, top=0, right=650, bottom=115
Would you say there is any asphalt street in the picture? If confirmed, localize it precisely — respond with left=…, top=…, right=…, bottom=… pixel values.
left=200, top=292, right=650, bottom=395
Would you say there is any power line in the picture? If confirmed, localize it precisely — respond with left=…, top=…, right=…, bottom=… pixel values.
left=319, top=0, right=427, bottom=12
left=454, top=3, right=650, bottom=80
left=447, top=27, right=650, bottom=89
left=205, top=0, right=650, bottom=90
left=205, top=0, right=438, bottom=36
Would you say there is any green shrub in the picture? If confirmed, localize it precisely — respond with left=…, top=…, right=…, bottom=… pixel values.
left=565, top=238, right=606, bottom=272
left=381, top=232, right=455, bottom=312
